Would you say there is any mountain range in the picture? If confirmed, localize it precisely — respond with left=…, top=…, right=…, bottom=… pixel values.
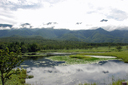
left=0, top=24, right=128, bottom=43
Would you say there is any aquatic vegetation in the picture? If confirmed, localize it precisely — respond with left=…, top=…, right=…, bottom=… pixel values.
left=109, top=79, right=125, bottom=85
left=27, top=75, right=34, bottom=79
left=20, top=65, right=29, bottom=67
left=47, top=55, right=116, bottom=65
left=69, top=55, right=91, bottom=59
left=79, top=83, right=97, bottom=85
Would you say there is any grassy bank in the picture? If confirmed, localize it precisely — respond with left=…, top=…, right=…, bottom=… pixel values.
left=0, top=68, right=33, bottom=85
left=79, top=79, right=126, bottom=85
left=80, top=51, right=128, bottom=63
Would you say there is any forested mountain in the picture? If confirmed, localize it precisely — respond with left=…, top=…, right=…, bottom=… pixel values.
left=0, top=27, right=128, bottom=43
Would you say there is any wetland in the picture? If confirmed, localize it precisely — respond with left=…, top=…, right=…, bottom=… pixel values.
left=20, top=52, right=128, bottom=85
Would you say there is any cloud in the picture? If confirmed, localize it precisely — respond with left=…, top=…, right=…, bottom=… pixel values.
left=0, top=7, right=17, bottom=24
left=43, top=0, right=64, bottom=4
left=0, top=0, right=42, bottom=11
left=0, top=9, right=14, bottom=18
left=107, top=9, right=128, bottom=21
left=1, top=0, right=128, bottom=30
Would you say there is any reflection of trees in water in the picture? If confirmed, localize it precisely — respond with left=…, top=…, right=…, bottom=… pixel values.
left=98, top=60, right=123, bottom=65
left=20, top=58, right=65, bottom=69
left=25, top=56, right=45, bottom=61
left=98, top=61, right=108, bottom=65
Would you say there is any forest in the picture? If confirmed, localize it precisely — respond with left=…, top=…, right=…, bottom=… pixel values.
left=0, top=36, right=127, bottom=53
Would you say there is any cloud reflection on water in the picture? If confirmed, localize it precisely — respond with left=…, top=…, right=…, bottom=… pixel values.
left=24, top=58, right=128, bottom=85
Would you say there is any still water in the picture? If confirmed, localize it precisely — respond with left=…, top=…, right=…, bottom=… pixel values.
left=20, top=57, right=128, bottom=85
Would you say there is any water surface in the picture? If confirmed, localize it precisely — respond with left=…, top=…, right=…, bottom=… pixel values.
left=20, top=57, right=128, bottom=85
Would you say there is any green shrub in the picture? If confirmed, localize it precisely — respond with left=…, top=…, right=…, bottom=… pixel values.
left=27, top=75, right=34, bottom=79
left=15, top=68, right=21, bottom=74
left=0, top=68, right=31, bottom=85
left=20, top=79, right=25, bottom=84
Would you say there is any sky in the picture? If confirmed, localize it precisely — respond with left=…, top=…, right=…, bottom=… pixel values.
left=0, top=0, right=128, bottom=31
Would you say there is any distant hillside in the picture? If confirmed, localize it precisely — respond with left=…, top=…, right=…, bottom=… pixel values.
left=0, top=27, right=128, bottom=43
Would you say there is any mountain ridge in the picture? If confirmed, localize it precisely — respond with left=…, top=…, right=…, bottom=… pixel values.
left=0, top=27, right=128, bottom=43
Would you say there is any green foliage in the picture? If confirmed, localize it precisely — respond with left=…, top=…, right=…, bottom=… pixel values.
left=0, top=36, right=127, bottom=51
left=116, top=45, right=122, bottom=52
left=27, top=75, right=34, bottom=79
left=0, top=42, right=41, bottom=53
left=0, top=68, right=29, bottom=85
left=0, top=48, right=23, bottom=85
left=109, top=79, right=125, bottom=85
left=28, top=43, right=40, bottom=52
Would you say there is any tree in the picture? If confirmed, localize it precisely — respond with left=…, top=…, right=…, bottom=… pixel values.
left=21, top=45, right=28, bottom=53
left=116, top=45, right=122, bottom=52
left=0, top=47, right=23, bottom=85
left=28, top=43, right=39, bottom=52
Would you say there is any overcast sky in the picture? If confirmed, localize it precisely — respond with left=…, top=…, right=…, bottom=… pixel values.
left=0, top=0, right=128, bottom=31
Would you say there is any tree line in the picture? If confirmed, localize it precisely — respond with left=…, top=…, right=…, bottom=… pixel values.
left=0, top=41, right=127, bottom=53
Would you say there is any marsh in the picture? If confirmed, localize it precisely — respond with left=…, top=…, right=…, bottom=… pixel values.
left=20, top=56, right=128, bottom=85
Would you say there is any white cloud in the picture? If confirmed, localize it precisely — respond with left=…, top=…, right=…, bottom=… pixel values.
left=0, top=0, right=42, bottom=10
left=1, top=0, right=128, bottom=30
left=0, top=8, right=17, bottom=24
left=0, top=27, right=11, bottom=30
left=106, top=9, right=128, bottom=21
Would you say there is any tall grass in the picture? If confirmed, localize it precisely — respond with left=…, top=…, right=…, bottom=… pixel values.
left=78, top=79, right=126, bottom=85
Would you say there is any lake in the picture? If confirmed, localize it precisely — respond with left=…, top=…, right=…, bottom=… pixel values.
left=20, top=56, right=128, bottom=85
